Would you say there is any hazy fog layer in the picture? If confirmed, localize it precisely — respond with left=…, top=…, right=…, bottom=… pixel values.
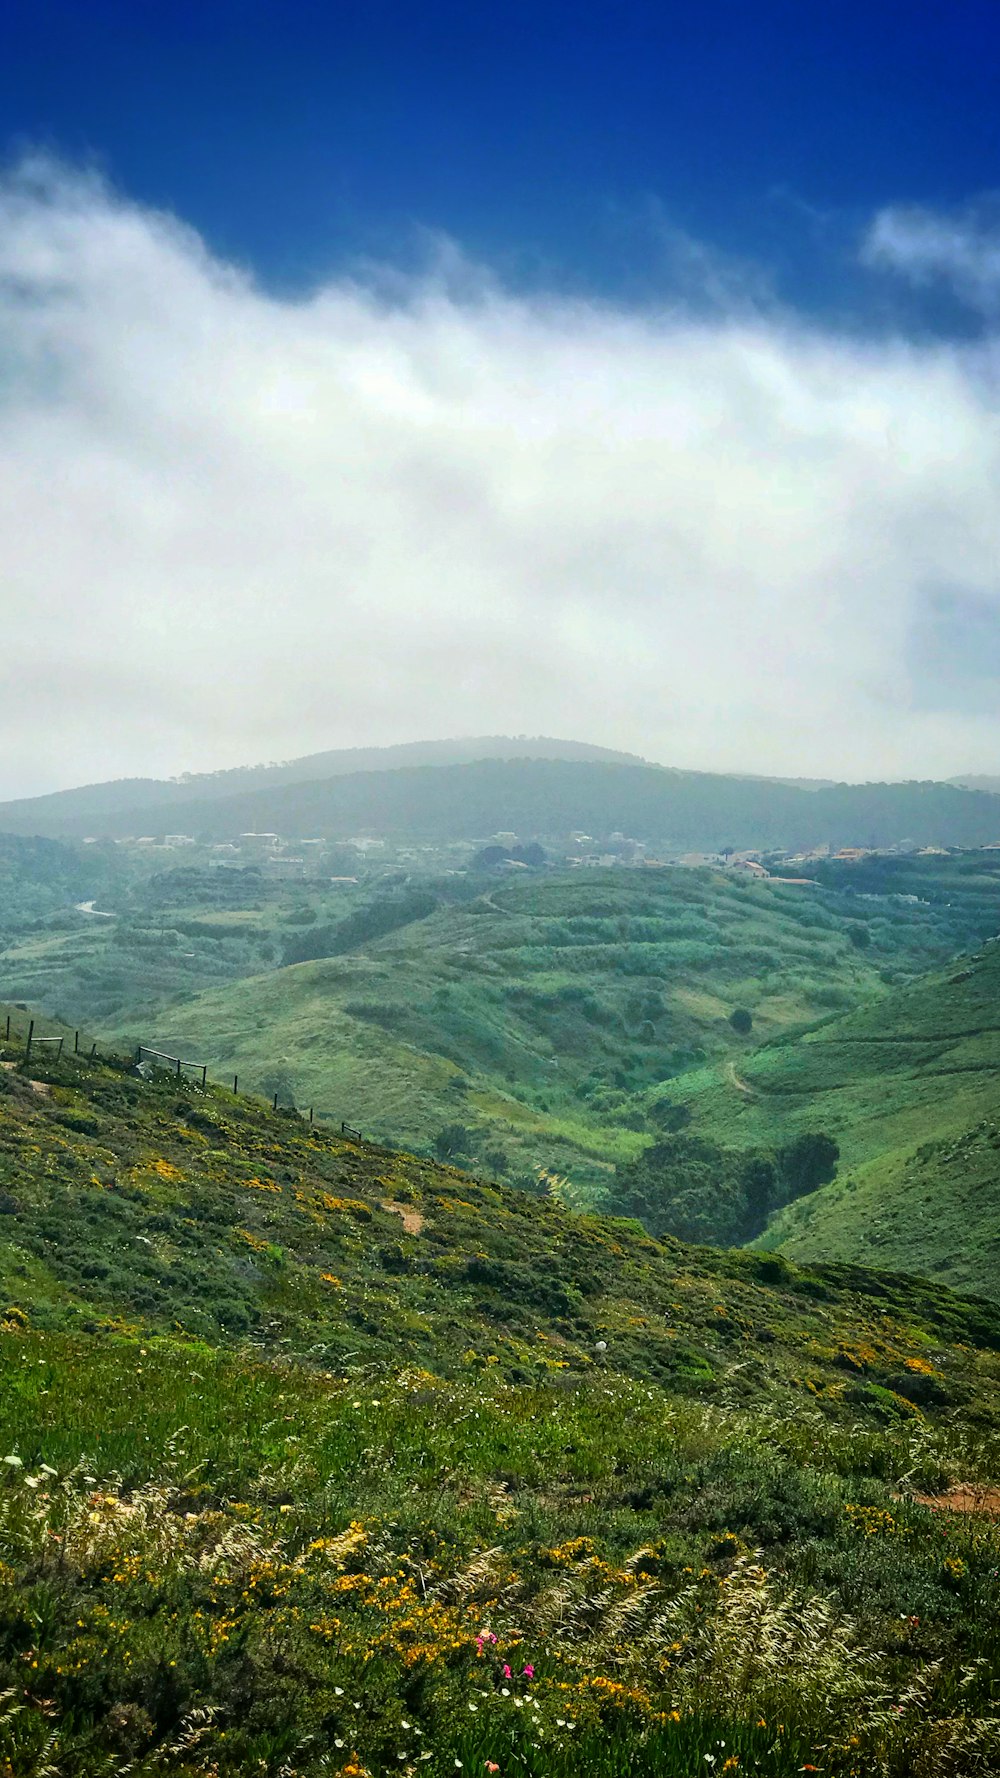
left=2, top=159, right=1000, bottom=798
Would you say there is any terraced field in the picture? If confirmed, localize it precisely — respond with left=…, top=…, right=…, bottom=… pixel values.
left=130, top=868, right=906, bottom=1190
left=668, top=941, right=1000, bottom=1293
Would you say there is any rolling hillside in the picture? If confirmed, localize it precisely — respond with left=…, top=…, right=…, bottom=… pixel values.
left=2, top=1034, right=1000, bottom=1774
left=667, top=940, right=1000, bottom=1296
left=127, top=868, right=914, bottom=1190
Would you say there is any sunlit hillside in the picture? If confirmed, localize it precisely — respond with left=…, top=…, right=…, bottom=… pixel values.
left=1, top=1035, right=999, bottom=1774
left=129, top=869, right=914, bottom=1190
left=667, top=940, right=1000, bottom=1295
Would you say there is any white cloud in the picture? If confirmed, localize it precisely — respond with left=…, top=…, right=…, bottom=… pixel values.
left=864, top=197, right=1000, bottom=314
left=2, top=157, right=1000, bottom=797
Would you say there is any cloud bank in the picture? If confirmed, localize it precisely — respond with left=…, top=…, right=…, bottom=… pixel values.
left=2, top=159, right=1000, bottom=798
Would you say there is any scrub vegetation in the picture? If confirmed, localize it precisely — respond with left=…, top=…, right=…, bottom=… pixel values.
left=1, top=1038, right=1000, bottom=1774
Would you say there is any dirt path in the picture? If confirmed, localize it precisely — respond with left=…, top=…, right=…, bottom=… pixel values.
left=726, top=1061, right=754, bottom=1096
left=480, top=890, right=513, bottom=915
left=0, top=1063, right=51, bottom=1096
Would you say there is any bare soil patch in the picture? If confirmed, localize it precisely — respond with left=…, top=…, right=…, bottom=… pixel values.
left=913, top=1483, right=1000, bottom=1517
left=381, top=1200, right=426, bottom=1235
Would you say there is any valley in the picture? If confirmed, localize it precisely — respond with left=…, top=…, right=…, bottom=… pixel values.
left=4, top=745, right=1000, bottom=1774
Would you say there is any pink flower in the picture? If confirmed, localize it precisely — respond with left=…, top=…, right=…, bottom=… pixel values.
left=522, top=1665, right=534, bottom=1678
left=502, top=1664, right=512, bottom=1679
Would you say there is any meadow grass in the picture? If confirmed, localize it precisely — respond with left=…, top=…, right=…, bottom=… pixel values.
left=1, top=1052, right=1000, bottom=1771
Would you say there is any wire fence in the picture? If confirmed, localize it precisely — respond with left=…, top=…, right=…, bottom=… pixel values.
left=1, top=1009, right=364, bottom=1144
left=135, top=1044, right=208, bottom=1086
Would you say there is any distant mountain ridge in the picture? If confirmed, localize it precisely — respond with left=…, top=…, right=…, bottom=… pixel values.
left=950, top=774, right=1000, bottom=794
left=0, top=736, right=649, bottom=827
left=3, top=754, right=1000, bottom=853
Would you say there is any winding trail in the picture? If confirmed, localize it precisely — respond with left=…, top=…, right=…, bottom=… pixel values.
left=726, top=1060, right=754, bottom=1096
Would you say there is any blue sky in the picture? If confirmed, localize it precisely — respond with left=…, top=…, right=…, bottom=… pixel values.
left=3, top=3, right=1000, bottom=794
left=5, top=0, right=998, bottom=312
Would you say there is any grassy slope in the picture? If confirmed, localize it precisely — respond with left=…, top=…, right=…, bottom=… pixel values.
left=2, top=1040, right=1000, bottom=1773
left=128, top=869, right=909, bottom=1190
left=668, top=941, right=1000, bottom=1294
left=4, top=1030, right=1000, bottom=1384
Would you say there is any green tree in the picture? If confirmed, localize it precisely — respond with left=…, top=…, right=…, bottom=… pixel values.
left=433, top=1123, right=473, bottom=1162
left=776, top=1132, right=839, bottom=1200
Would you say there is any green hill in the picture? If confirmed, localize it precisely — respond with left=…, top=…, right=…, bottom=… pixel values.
left=126, top=868, right=917, bottom=1191
left=6, top=754, right=1000, bottom=849
left=665, top=940, right=1000, bottom=1296
left=0, top=736, right=646, bottom=830
left=2, top=1034, right=1000, bottom=1775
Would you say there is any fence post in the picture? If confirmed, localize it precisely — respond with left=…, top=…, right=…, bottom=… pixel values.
left=25, top=1020, right=34, bottom=1063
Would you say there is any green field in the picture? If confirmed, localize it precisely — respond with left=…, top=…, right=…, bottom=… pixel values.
left=6, top=846, right=1000, bottom=1294
left=665, top=939, right=1000, bottom=1294
left=122, top=868, right=922, bottom=1192
left=2, top=1037, right=1000, bottom=1774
